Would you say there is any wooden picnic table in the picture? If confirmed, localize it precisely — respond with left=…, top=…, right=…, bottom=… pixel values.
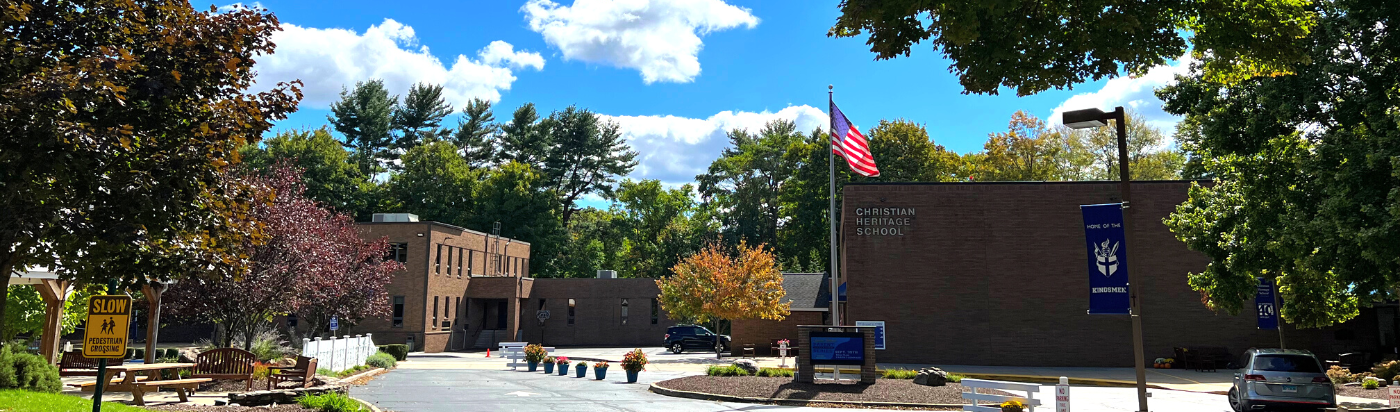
left=73, top=362, right=212, bottom=406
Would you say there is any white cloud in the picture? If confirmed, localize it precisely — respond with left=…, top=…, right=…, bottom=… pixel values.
left=522, top=0, right=758, bottom=84
left=603, top=105, right=827, bottom=185
left=217, top=2, right=263, bottom=12
left=251, top=18, right=544, bottom=108
left=1049, top=55, right=1196, bottom=134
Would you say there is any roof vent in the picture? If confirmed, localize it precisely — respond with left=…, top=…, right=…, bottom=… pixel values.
left=372, top=213, right=419, bottom=223
left=597, top=270, right=616, bottom=279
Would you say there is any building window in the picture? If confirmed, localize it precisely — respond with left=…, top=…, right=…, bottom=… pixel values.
left=387, top=243, right=408, bottom=263
left=467, top=250, right=474, bottom=276
left=568, top=299, right=575, bottom=325
left=456, top=248, right=463, bottom=277
left=435, top=244, right=443, bottom=274
left=392, top=296, right=404, bottom=328
left=621, top=298, right=629, bottom=326
left=432, top=296, right=439, bottom=329
left=651, top=298, right=658, bottom=324
left=446, top=246, right=453, bottom=276
left=454, top=297, right=460, bottom=326
left=442, top=297, right=451, bottom=329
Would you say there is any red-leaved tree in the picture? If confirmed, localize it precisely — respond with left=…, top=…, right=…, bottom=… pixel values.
left=166, top=164, right=400, bottom=349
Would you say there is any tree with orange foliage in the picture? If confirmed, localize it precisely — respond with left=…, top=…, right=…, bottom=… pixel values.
left=656, top=242, right=789, bottom=359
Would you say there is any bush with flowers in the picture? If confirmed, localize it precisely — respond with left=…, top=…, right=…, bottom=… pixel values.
left=1000, top=399, right=1026, bottom=412
left=555, top=356, right=570, bottom=365
left=523, top=344, right=548, bottom=364
left=622, top=349, right=648, bottom=372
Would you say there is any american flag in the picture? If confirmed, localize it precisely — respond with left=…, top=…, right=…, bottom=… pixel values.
left=829, top=101, right=880, bottom=177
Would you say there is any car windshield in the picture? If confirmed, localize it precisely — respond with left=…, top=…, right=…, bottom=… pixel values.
left=694, top=327, right=713, bottom=335
left=1253, top=355, right=1321, bottom=373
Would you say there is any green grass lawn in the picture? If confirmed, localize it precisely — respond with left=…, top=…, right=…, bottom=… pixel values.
left=0, top=390, right=149, bottom=412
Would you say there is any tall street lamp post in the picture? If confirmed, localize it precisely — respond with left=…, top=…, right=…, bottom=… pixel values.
left=1064, top=106, right=1148, bottom=412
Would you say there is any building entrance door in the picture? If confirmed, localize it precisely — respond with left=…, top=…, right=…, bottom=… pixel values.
left=496, top=301, right=508, bottom=330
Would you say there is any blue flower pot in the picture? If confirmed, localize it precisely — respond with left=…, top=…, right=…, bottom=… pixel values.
left=557, top=365, right=568, bottom=375
left=544, top=362, right=555, bottom=374
left=626, top=370, right=639, bottom=383
left=527, top=361, right=538, bottom=372
left=575, top=364, right=587, bottom=378
left=594, top=367, right=608, bottom=380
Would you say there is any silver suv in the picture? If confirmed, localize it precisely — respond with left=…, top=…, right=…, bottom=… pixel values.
left=1229, top=348, right=1335, bottom=411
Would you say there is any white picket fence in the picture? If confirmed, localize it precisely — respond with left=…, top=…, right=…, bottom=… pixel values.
left=960, top=378, right=1043, bottom=412
left=302, top=334, right=377, bottom=373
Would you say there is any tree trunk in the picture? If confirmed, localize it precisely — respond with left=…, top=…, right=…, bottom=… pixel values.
left=714, top=319, right=723, bottom=360
left=0, top=252, right=14, bottom=342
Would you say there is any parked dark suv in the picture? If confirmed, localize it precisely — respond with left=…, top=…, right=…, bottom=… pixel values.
left=664, top=325, right=730, bottom=354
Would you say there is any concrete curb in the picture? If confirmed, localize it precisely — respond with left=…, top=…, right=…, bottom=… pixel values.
left=954, top=373, right=1169, bottom=390
left=647, top=382, right=963, bottom=409
left=338, top=367, right=388, bottom=385
left=349, top=396, right=382, bottom=412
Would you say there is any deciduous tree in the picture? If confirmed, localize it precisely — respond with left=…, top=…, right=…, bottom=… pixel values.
left=656, top=242, right=789, bottom=358
left=241, top=128, right=381, bottom=219
left=829, top=0, right=1317, bottom=95
left=0, top=1, right=300, bottom=326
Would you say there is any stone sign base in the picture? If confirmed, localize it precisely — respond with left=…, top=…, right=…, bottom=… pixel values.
left=795, top=325, right=877, bottom=384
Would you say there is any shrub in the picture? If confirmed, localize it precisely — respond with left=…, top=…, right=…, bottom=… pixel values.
left=366, top=352, right=396, bottom=369
left=593, top=361, right=609, bottom=369
left=297, top=392, right=368, bottom=412
left=242, top=330, right=294, bottom=362
left=756, top=368, right=794, bottom=377
left=377, top=344, right=408, bottom=361
left=555, top=356, right=569, bottom=365
left=621, top=349, right=647, bottom=373
left=544, top=356, right=555, bottom=364
left=0, top=346, right=61, bottom=393
left=948, top=373, right=965, bottom=383
left=575, top=361, right=588, bottom=369
left=252, top=363, right=271, bottom=380
left=706, top=365, right=750, bottom=377
left=881, top=368, right=919, bottom=379
left=1328, top=365, right=1355, bottom=384
left=523, top=344, right=547, bottom=364
left=318, top=368, right=334, bottom=377
left=1364, top=377, right=1382, bottom=389
left=337, top=365, right=372, bottom=378
left=124, top=348, right=135, bottom=360
left=1375, top=361, right=1400, bottom=382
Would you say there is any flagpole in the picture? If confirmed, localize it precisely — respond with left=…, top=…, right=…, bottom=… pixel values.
left=828, top=84, right=840, bottom=327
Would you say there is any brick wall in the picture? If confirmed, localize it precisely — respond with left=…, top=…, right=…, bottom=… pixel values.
left=730, top=311, right=825, bottom=356
left=842, top=181, right=1366, bottom=367
left=520, top=279, right=677, bottom=347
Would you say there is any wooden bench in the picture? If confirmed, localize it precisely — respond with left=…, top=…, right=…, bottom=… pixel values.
left=68, top=375, right=149, bottom=389
left=58, top=351, right=111, bottom=377
left=268, top=356, right=318, bottom=390
left=192, top=348, right=257, bottom=391
left=134, top=378, right=212, bottom=404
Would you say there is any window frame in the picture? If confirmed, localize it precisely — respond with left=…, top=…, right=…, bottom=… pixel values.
left=392, top=296, right=405, bottom=328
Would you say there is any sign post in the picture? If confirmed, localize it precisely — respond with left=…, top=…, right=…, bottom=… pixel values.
left=84, top=294, right=133, bottom=412
left=536, top=310, right=550, bottom=344
left=854, top=321, right=885, bottom=350
left=1056, top=376, right=1071, bottom=412
left=1389, top=380, right=1400, bottom=407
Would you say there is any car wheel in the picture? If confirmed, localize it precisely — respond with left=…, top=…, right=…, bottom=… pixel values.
left=671, top=343, right=683, bottom=354
left=1227, top=387, right=1241, bottom=412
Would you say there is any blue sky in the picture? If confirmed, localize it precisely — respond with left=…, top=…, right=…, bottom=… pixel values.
left=229, top=0, right=1189, bottom=193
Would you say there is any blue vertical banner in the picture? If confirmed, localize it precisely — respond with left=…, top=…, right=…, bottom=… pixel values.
left=1256, top=277, right=1279, bottom=330
left=1081, top=203, right=1131, bottom=315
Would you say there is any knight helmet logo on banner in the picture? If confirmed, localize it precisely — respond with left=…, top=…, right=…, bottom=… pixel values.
left=1094, top=239, right=1119, bottom=277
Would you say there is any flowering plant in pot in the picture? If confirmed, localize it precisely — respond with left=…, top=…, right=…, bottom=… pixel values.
left=575, top=361, right=588, bottom=378
left=524, top=344, right=547, bottom=371
left=555, top=357, right=570, bottom=375
left=621, top=349, right=647, bottom=383
left=543, top=356, right=556, bottom=374
left=593, top=361, right=610, bottom=380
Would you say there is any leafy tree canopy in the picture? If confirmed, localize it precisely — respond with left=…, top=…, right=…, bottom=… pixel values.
left=829, top=0, right=1317, bottom=95
left=656, top=242, right=788, bottom=358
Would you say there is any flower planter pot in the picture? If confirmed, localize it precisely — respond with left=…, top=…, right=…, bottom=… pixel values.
left=544, top=362, right=555, bottom=374
left=557, top=365, right=568, bottom=375
left=527, top=361, right=538, bottom=372
left=575, top=364, right=587, bottom=378
left=594, top=367, right=608, bottom=380
left=625, top=370, right=639, bottom=383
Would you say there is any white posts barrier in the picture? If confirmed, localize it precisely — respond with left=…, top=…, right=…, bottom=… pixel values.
left=499, top=343, right=553, bottom=369
left=302, top=334, right=377, bottom=373
left=960, top=378, right=1044, bottom=412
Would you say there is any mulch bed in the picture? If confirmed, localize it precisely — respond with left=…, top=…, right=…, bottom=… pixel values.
left=1338, top=385, right=1389, bottom=400
left=655, top=376, right=1012, bottom=408
left=145, top=405, right=313, bottom=412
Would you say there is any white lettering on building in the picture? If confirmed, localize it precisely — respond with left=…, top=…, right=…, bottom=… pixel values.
left=854, top=207, right=915, bottom=236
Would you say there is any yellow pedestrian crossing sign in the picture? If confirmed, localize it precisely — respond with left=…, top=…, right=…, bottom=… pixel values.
left=83, top=295, right=133, bottom=359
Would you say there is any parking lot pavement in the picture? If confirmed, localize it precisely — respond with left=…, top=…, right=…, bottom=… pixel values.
left=353, top=367, right=858, bottom=412
left=398, top=347, right=792, bottom=374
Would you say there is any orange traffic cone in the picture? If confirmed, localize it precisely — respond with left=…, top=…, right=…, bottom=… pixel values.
left=486, top=348, right=491, bottom=357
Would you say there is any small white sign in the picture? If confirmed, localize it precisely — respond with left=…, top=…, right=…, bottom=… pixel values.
left=854, top=320, right=885, bottom=350
left=1389, top=385, right=1400, bottom=407
left=1056, top=382, right=1070, bottom=412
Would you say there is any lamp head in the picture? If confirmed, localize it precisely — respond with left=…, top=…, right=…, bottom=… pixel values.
left=1063, top=108, right=1110, bottom=129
